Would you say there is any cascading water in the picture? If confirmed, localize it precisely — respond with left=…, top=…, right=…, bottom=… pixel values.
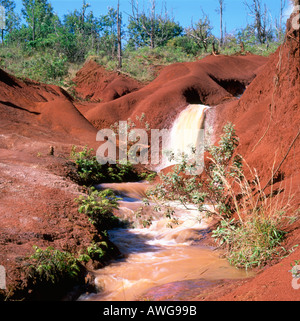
left=81, top=104, right=252, bottom=302
left=170, top=104, right=208, bottom=156
left=157, top=104, right=209, bottom=172
left=82, top=184, right=251, bottom=301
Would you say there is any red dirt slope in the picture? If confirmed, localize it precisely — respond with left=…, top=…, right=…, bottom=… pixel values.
left=73, top=59, right=142, bottom=102
left=0, top=68, right=103, bottom=299
left=0, top=68, right=98, bottom=149
left=203, top=10, right=300, bottom=301
left=83, top=55, right=268, bottom=130
left=209, top=13, right=300, bottom=206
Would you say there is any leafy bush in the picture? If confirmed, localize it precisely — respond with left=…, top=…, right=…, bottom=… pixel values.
left=147, top=122, right=242, bottom=217
left=75, top=188, right=122, bottom=231
left=146, top=122, right=296, bottom=268
left=26, top=246, right=83, bottom=285
left=70, top=146, right=105, bottom=185
left=77, top=241, right=109, bottom=263
left=209, top=159, right=298, bottom=269
left=212, top=214, right=286, bottom=269
left=70, top=146, right=142, bottom=185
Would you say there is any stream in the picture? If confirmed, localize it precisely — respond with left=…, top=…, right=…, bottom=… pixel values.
left=81, top=104, right=252, bottom=301
left=81, top=182, right=252, bottom=301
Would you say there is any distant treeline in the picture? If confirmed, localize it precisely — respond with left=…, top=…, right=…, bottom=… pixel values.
left=0, top=0, right=287, bottom=84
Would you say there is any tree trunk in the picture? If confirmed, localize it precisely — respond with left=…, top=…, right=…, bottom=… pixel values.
left=220, top=1, right=223, bottom=47
left=32, top=6, right=35, bottom=41
left=150, top=0, right=155, bottom=49
left=117, top=0, right=122, bottom=69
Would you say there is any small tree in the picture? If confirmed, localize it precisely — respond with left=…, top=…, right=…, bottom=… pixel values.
left=244, top=0, right=273, bottom=44
left=186, top=13, right=213, bottom=53
left=147, top=122, right=242, bottom=217
left=0, top=0, right=20, bottom=44
left=128, top=0, right=182, bottom=49
left=22, top=0, right=56, bottom=43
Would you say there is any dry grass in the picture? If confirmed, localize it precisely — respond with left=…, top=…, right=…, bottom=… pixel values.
left=211, top=160, right=298, bottom=269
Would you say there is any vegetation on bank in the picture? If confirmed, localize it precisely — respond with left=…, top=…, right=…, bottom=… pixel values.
left=0, top=0, right=286, bottom=85
left=70, top=146, right=143, bottom=185
left=1, top=0, right=296, bottom=299
left=24, top=238, right=112, bottom=300
left=145, top=123, right=298, bottom=269
left=22, top=144, right=142, bottom=299
left=21, top=122, right=299, bottom=298
left=75, top=188, right=125, bottom=232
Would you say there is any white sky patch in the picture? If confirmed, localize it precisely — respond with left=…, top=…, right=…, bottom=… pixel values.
left=283, top=1, right=295, bottom=19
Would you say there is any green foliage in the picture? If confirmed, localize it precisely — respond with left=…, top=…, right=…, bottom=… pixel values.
left=206, top=122, right=242, bottom=216
left=185, top=14, right=214, bottom=53
left=75, top=188, right=121, bottom=231
left=212, top=214, right=286, bottom=269
left=70, top=146, right=105, bottom=185
left=118, top=46, right=195, bottom=82
left=0, top=0, right=20, bottom=35
left=0, top=0, right=284, bottom=85
left=70, top=146, right=141, bottom=185
left=166, top=36, right=200, bottom=56
left=139, top=171, right=157, bottom=182
left=147, top=122, right=241, bottom=216
left=26, top=241, right=112, bottom=288
left=21, top=0, right=58, bottom=43
left=127, top=13, right=183, bottom=49
left=26, top=246, right=82, bottom=284
left=24, top=51, right=68, bottom=82
left=78, top=241, right=109, bottom=262
left=146, top=122, right=295, bottom=269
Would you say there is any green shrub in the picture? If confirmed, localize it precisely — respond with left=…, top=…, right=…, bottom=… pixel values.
left=147, top=122, right=242, bottom=216
left=26, top=246, right=82, bottom=284
left=70, top=146, right=142, bottom=185
left=146, top=122, right=296, bottom=269
left=70, top=146, right=105, bottom=185
left=209, top=160, right=297, bottom=269
left=86, top=241, right=108, bottom=261
left=75, top=188, right=122, bottom=231
left=212, top=214, right=286, bottom=269
left=0, top=46, right=69, bottom=85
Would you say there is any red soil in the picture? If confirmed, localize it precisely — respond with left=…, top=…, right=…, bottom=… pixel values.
left=82, top=55, right=267, bottom=130
left=203, top=13, right=300, bottom=301
left=0, top=69, right=104, bottom=299
left=0, top=12, right=299, bottom=301
left=73, top=59, right=142, bottom=103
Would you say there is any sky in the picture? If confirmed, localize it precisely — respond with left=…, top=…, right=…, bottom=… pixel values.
left=13, top=0, right=294, bottom=37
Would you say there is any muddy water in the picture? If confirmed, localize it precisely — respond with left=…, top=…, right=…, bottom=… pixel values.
left=83, top=182, right=252, bottom=301
left=170, top=104, right=208, bottom=156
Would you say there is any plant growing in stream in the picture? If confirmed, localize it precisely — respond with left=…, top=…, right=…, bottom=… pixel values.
left=70, top=145, right=142, bottom=185
left=147, top=122, right=242, bottom=217
left=75, top=188, right=123, bottom=232
left=146, top=122, right=297, bottom=269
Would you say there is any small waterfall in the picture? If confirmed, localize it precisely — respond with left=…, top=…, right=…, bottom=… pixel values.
left=170, top=104, right=209, bottom=157
left=79, top=106, right=253, bottom=302
left=156, top=104, right=209, bottom=172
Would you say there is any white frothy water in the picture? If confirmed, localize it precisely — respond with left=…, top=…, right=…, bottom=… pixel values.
left=80, top=105, right=251, bottom=301
left=170, top=104, right=209, bottom=156
left=81, top=192, right=251, bottom=302
left=156, top=104, right=209, bottom=172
